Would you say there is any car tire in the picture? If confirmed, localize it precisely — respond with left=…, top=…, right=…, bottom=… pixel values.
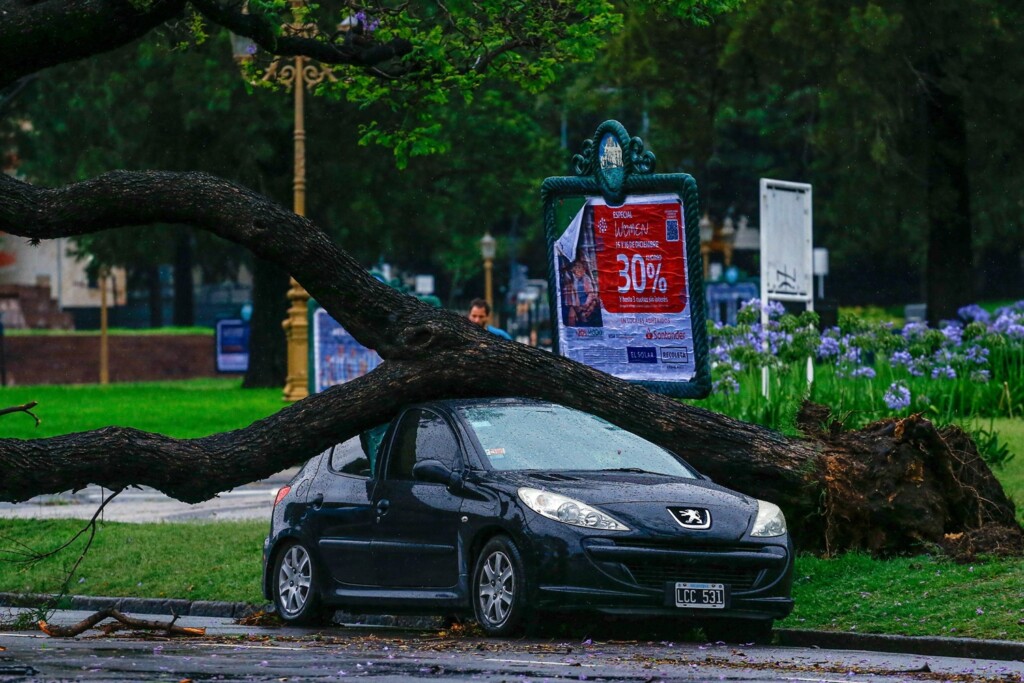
left=472, top=536, right=529, bottom=636
left=272, top=541, right=328, bottom=625
left=703, top=618, right=774, bottom=644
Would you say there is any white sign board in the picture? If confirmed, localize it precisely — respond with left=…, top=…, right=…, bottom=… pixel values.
left=760, top=179, right=813, bottom=303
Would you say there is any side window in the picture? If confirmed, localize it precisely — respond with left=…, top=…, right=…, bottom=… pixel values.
left=329, top=437, right=371, bottom=477
left=386, top=409, right=460, bottom=480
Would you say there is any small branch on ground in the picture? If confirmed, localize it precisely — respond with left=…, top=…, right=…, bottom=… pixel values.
left=39, top=609, right=205, bottom=637
left=0, top=402, right=40, bottom=426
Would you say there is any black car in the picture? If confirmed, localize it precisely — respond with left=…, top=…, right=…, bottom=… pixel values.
left=262, top=398, right=794, bottom=641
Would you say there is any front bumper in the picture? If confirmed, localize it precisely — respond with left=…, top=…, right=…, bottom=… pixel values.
left=521, top=523, right=794, bottom=620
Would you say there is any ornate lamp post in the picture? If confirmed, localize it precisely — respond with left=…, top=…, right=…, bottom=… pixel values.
left=479, top=231, right=497, bottom=314
left=232, top=0, right=337, bottom=402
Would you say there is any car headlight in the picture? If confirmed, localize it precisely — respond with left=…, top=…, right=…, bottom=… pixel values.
left=751, top=499, right=787, bottom=537
left=518, top=488, right=629, bottom=531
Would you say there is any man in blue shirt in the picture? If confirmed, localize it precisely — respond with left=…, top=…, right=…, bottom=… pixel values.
left=468, top=298, right=512, bottom=340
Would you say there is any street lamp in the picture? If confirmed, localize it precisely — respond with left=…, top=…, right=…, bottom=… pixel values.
left=479, top=231, right=497, bottom=313
left=232, top=0, right=338, bottom=402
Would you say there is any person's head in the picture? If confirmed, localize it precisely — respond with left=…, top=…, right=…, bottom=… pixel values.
left=468, top=298, right=491, bottom=327
left=572, top=259, right=588, bottom=276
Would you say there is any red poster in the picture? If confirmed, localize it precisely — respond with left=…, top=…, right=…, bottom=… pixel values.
left=592, top=201, right=687, bottom=313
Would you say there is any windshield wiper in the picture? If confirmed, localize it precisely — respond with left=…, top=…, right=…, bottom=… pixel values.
left=598, top=467, right=655, bottom=474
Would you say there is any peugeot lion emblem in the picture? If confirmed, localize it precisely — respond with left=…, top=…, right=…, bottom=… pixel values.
left=669, top=507, right=711, bottom=530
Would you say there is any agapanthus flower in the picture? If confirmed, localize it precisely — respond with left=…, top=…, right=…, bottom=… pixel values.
left=958, top=304, right=990, bottom=324
left=850, top=366, right=876, bottom=379
left=818, top=337, right=841, bottom=359
left=890, top=350, right=913, bottom=367
left=941, top=325, right=963, bottom=345
left=902, top=322, right=929, bottom=340
left=970, top=369, right=991, bottom=383
left=931, top=365, right=957, bottom=380
left=883, top=383, right=911, bottom=411
left=713, top=375, right=741, bottom=395
left=964, top=345, right=989, bottom=364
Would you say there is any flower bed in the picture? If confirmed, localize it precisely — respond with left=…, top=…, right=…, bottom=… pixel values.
left=701, top=300, right=1024, bottom=464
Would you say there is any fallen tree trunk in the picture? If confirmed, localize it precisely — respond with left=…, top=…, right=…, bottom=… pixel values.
left=0, top=170, right=1019, bottom=556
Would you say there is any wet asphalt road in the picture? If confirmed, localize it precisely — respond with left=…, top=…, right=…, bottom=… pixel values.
left=2, top=614, right=1024, bottom=682
left=0, top=469, right=296, bottom=523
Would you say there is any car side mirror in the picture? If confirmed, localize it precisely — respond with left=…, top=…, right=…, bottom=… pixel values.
left=412, top=459, right=457, bottom=486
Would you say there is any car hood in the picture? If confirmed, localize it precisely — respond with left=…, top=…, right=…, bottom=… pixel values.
left=486, top=470, right=758, bottom=540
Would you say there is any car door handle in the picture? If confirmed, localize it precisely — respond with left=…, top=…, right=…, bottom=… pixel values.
left=376, top=499, right=390, bottom=517
left=311, top=493, right=324, bottom=509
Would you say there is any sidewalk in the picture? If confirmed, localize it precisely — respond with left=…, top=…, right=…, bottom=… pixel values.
left=0, top=468, right=297, bottom=522
left=4, top=592, right=1023, bottom=662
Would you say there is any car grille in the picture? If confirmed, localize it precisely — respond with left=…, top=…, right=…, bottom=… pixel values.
left=584, top=541, right=784, bottom=592
left=624, top=560, right=762, bottom=590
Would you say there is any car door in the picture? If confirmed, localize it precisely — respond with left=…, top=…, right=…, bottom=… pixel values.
left=371, top=407, right=464, bottom=588
left=305, top=436, right=378, bottom=586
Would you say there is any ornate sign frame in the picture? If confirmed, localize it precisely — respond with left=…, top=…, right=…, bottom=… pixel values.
left=542, top=120, right=710, bottom=398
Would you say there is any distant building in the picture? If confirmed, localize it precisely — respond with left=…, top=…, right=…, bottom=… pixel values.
left=0, top=235, right=126, bottom=329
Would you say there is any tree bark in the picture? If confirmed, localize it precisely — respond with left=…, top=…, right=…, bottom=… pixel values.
left=0, top=169, right=1019, bottom=556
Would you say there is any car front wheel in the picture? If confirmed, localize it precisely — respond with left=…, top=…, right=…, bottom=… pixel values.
left=273, top=541, right=327, bottom=625
left=472, top=536, right=529, bottom=636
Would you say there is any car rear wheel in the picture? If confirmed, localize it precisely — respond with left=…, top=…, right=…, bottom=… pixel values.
left=273, top=541, right=327, bottom=625
left=472, top=536, right=529, bottom=636
left=702, top=618, right=774, bottom=644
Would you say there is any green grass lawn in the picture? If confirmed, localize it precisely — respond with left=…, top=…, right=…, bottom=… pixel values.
left=0, top=519, right=266, bottom=604
left=987, top=418, right=1024, bottom=518
left=0, top=378, right=282, bottom=439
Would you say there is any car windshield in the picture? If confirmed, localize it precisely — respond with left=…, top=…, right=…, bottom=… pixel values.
left=458, top=404, right=696, bottom=477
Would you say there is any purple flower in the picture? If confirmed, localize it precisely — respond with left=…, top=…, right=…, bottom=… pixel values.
left=353, top=10, right=381, bottom=32
left=958, top=304, right=990, bottom=324
left=941, top=325, right=963, bottom=345
left=970, top=369, right=991, bottom=383
left=902, top=322, right=929, bottom=340
left=713, top=376, right=740, bottom=395
left=818, top=337, right=841, bottom=359
left=850, top=366, right=876, bottom=379
left=884, top=383, right=911, bottom=411
left=890, top=350, right=913, bottom=367
left=931, top=365, right=957, bottom=380
left=964, top=345, right=989, bottom=364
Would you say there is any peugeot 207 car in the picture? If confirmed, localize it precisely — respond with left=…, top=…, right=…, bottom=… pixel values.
left=262, top=398, right=794, bottom=641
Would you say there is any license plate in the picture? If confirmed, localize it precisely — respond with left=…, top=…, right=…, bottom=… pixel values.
left=672, top=582, right=727, bottom=609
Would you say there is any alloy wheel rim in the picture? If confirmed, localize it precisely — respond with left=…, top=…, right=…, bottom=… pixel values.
left=478, top=550, right=515, bottom=626
left=277, top=545, right=312, bottom=615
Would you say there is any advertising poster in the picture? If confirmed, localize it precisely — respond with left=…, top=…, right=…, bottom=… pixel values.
left=215, top=319, right=250, bottom=373
left=312, top=308, right=382, bottom=393
left=552, top=193, right=697, bottom=382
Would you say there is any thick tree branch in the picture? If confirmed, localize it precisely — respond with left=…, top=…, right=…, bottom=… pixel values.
left=0, top=0, right=187, bottom=89
left=0, top=0, right=412, bottom=90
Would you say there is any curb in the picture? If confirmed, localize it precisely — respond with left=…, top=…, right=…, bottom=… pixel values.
left=776, top=628, right=1024, bottom=663
left=0, top=593, right=440, bottom=630
left=3, top=594, right=1022, bottom=662
left=0, top=592, right=262, bottom=620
